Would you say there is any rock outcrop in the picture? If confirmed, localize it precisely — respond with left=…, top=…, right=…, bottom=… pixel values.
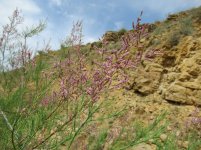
left=131, top=35, right=201, bottom=106
left=132, top=63, right=163, bottom=96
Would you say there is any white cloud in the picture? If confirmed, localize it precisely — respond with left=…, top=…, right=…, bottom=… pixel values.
left=0, top=0, right=41, bottom=26
left=1, top=0, right=201, bottom=51
left=50, top=0, right=64, bottom=7
left=0, top=0, right=60, bottom=50
left=128, top=0, right=201, bottom=17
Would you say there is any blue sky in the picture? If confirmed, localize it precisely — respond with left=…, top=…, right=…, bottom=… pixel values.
left=0, top=0, right=201, bottom=50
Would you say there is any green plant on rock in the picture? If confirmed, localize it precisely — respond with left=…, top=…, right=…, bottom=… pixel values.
left=179, top=17, right=193, bottom=36
left=166, top=31, right=181, bottom=47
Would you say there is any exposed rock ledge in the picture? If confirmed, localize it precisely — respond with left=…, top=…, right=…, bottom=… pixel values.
left=131, top=36, right=201, bottom=106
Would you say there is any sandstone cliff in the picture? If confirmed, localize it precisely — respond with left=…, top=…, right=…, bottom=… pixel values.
left=129, top=6, right=201, bottom=106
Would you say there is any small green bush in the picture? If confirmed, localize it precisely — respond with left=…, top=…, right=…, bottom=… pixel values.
left=166, top=16, right=193, bottom=48
left=152, top=22, right=172, bottom=36
left=167, top=31, right=181, bottom=47
left=179, top=17, right=193, bottom=36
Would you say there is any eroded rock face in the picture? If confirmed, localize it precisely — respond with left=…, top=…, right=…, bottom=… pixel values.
left=163, top=82, right=200, bottom=105
left=131, top=36, right=201, bottom=106
left=163, top=52, right=201, bottom=105
left=163, top=37, right=201, bottom=105
left=132, top=63, right=163, bottom=95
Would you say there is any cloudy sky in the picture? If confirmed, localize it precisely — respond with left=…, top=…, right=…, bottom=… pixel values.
left=0, top=0, right=201, bottom=50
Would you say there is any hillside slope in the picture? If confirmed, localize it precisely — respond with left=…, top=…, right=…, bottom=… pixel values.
left=1, top=6, right=201, bottom=150
left=51, top=6, right=201, bottom=148
left=83, top=5, right=201, bottom=121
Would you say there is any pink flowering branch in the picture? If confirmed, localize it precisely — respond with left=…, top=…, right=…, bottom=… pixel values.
left=0, top=8, right=23, bottom=71
left=50, top=13, right=162, bottom=105
left=23, top=13, right=163, bottom=149
left=186, top=107, right=201, bottom=134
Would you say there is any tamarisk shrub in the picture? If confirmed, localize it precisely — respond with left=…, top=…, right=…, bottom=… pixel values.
left=92, top=11, right=162, bottom=91
left=54, top=15, right=162, bottom=104
left=0, top=10, right=163, bottom=149
left=0, top=8, right=46, bottom=72
left=0, top=9, right=23, bottom=71
left=0, top=9, right=51, bottom=150
left=36, top=14, right=162, bottom=148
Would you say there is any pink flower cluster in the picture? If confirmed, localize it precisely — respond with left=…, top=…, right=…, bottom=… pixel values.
left=186, top=107, right=201, bottom=132
left=0, top=9, right=23, bottom=48
left=45, top=14, right=162, bottom=105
